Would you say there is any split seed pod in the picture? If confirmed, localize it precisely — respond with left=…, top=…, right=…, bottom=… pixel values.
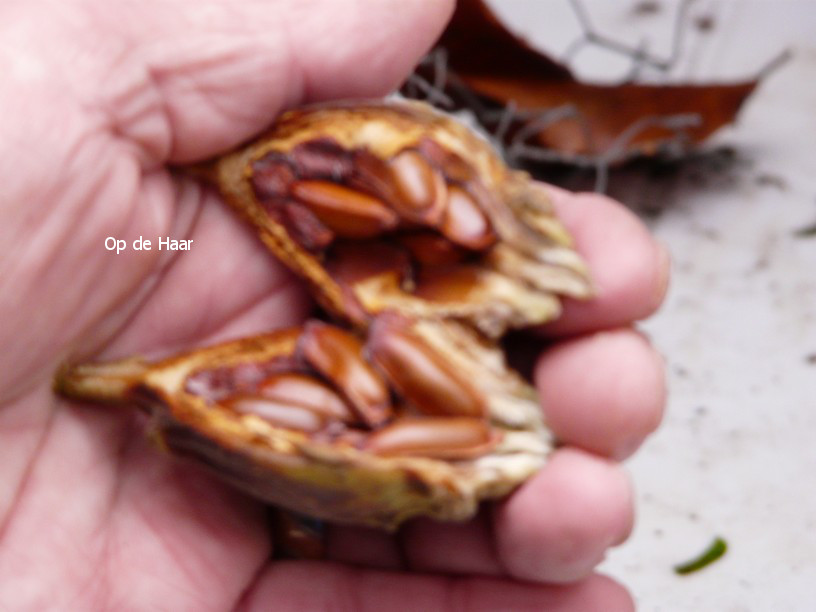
left=56, top=100, right=593, bottom=530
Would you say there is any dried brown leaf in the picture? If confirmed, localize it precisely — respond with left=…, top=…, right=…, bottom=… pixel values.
left=432, top=0, right=758, bottom=160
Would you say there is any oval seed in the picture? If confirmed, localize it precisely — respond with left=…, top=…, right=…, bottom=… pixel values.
left=412, top=265, right=484, bottom=303
left=365, top=417, right=496, bottom=459
left=417, top=137, right=475, bottom=183
left=440, top=186, right=496, bottom=250
left=388, top=150, right=447, bottom=224
left=230, top=397, right=326, bottom=432
left=259, top=373, right=357, bottom=422
left=325, top=241, right=411, bottom=286
left=367, top=317, right=486, bottom=418
left=290, top=138, right=354, bottom=180
left=349, top=150, right=401, bottom=205
left=282, top=202, right=335, bottom=251
left=397, top=232, right=467, bottom=267
left=298, top=321, right=392, bottom=427
left=251, top=155, right=296, bottom=200
left=291, top=180, right=398, bottom=238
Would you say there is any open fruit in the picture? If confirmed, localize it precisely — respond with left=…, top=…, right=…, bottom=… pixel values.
left=55, top=100, right=593, bottom=529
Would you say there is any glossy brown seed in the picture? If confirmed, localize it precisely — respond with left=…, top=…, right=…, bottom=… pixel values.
left=259, top=373, right=357, bottom=422
left=252, top=156, right=296, bottom=201
left=324, top=241, right=411, bottom=326
left=298, top=321, right=392, bottom=427
left=365, top=417, right=497, bottom=459
left=417, top=137, right=475, bottom=184
left=291, top=180, right=399, bottom=238
left=184, top=330, right=304, bottom=402
left=290, top=139, right=354, bottom=180
left=440, top=186, right=496, bottom=250
left=397, top=232, right=468, bottom=266
left=229, top=397, right=327, bottom=432
left=282, top=202, right=335, bottom=251
left=349, top=149, right=401, bottom=204
left=367, top=317, right=486, bottom=418
left=412, top=265, right=484, bottom=303
left=326, top=241, right=412, bottom=287
left=387, top=149, right=447, bottom=224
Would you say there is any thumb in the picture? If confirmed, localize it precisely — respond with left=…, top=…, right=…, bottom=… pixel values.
left=92, top=0, right=454, bottom=163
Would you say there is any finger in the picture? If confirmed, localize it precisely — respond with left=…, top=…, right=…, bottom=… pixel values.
left=399, top=510, right=503, bottom=576
left=239, top=561, right=634, bottom=612
left=325, top=525, right=404, bottom=570
left=535, top=328, right=666, bottom=460
left=543, top=186, right=670, bottom=336
left=327, top=510, right=501, bottom=577
left=0, top=401, right=269, bottom=610
left=493, top=448, right=634, bottom=584
left=398, top=330, right=662, bottom=577
left=96, top=0, right=454, bottom=163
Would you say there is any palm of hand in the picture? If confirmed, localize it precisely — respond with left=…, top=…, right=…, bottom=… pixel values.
left=0, top=3, right=666, bottom=610
left=0, top=115, right=307, bottom=609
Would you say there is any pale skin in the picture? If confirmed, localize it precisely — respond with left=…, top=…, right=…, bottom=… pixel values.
left=0, top=1, right=668, bottom=610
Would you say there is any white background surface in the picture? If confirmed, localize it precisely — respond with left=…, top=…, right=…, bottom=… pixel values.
left=488, top=1, right=816, bottom=610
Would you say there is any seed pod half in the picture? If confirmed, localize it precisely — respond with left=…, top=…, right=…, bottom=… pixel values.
left=197, top=100, right=593, bottom=336
left=55, top=320, right=549, bottom=530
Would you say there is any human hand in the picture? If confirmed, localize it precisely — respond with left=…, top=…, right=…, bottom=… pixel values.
left=0, top=2, right=667, bottom=610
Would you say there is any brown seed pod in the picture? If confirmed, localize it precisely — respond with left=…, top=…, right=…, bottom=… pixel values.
left=199, top=99, right=592, bottom=334
left=56, top=320, right=547, bottom=529
left=55, top=100, right=593, bottom=530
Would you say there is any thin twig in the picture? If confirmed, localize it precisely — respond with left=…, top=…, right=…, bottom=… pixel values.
left=491, top=101, right=518, bottom=144
left=510, top=105, right=588, bottom=148
left=592, top=112, right=700, bottom=191
left=566, top=0, right=694, bottom=75
left=756, top=48, right=792, bottom=80
left=403, top=73, right=455, bottom=108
